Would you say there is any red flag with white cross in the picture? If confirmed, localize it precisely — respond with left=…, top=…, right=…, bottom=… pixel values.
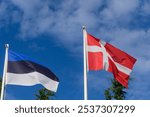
left=87, top=33, right=136, bottom=88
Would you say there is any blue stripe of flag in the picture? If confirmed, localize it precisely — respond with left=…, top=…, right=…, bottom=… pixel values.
left=8, top=50, right=34, bottom=62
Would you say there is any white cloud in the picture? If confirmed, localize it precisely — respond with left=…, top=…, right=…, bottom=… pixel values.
left=0, top=0, right=104, bottom=44
left=11, top=0, right=42, bottom=16
left=100, top=0, right=139, bottom=26
left=109, top=0, right=139, bottom=16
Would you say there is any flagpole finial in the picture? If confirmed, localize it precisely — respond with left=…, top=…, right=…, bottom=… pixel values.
left=5, top=44, right=9, bottom=48
left=82, top=26, right=86, bottom=30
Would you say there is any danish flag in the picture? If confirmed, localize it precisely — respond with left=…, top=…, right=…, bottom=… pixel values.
left=87, top=33, right=136, bottom=88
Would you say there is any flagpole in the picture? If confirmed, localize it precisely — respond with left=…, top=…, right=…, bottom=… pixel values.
left=0, top=44, right=9, bottom=100
left=83, top=26, right=88, bottom=100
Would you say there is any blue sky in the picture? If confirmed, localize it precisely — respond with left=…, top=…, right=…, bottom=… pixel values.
left=0, top=0, right=150, bottom=100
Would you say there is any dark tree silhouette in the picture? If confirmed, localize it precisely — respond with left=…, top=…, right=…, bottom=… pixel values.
left=105, top=79, right=126, bottom=100
left=35, top=88, right=55, bottom=100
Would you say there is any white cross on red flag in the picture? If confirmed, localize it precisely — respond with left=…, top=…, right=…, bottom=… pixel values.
left=87, top=33, right=137, bottom=88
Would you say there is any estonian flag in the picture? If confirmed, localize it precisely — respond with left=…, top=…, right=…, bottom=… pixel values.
left=6, top=50, right=59, bottom=92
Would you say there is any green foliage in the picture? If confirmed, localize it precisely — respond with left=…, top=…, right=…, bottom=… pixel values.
left=104, top=88, right=112, bottom=100
left=105, top=79, right=126, bottom=100
left=35, top=88, right=55, bottom=100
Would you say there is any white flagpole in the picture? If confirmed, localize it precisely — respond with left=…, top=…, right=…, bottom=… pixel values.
left=83, top=26, right=88, bottom=100
left=1, top=44, right=9, bottom=100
